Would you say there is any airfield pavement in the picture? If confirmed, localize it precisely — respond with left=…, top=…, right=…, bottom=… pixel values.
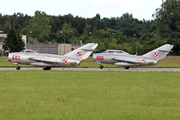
left=0, top=67, right=180, bottom=71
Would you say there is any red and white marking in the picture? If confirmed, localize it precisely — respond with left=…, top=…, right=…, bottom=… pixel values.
left=62, top=59, right=68, bottom=64
left=12, top=55, right=20, bottom=60
left=142, top=59, right=146, bottom=62
left=154, top=52, right=159, bottom=57
left=96, top=56, right=104, bottom=60
left=77, top=51, right=82, bottom=57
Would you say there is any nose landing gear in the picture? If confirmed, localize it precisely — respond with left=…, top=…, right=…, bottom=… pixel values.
left=100, top=65, right=104, bottom=69
left=16, top=64, right=21, bottom=70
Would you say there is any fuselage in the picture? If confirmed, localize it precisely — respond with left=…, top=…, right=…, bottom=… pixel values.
left=93, top=52, right=157, bottom=67
left=7, top=43, right=98, bottom=70
left=94, top=44, right=173, bottom=69
left=8, top=52, right=81, bottom=67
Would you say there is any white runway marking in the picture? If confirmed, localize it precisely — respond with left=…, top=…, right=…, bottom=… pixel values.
left=0, top=67, right=180, bottom=72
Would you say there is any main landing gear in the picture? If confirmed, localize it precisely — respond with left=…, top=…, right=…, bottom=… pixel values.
left=16, top=64, right=21, bottom=70
left=100, top=65, right=104, bottom=69
left=43, top=67, right=51, bottom=70
left=124, top=66, right=130, bottom=69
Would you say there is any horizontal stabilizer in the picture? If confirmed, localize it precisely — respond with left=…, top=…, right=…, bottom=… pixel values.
left=81, top=48, right=95, bottom=51
left=158, top=49, right=170, bottom=52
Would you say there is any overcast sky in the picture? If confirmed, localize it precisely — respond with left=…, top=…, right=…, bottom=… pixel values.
left=1, top=0, right=163, bottom=20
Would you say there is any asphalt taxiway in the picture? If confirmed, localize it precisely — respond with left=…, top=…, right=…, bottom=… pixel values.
left=0, top=67, right=180, bottom=72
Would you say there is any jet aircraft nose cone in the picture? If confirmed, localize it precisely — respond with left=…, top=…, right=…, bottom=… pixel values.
left=93, top=54, right=97, bottom=61
left=8, top=53, right=12, bottom=62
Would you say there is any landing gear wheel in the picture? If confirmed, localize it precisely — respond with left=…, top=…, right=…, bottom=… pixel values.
left=43, top=67, right=51, bottom=70
left=100, top=65, right=104, bottom=69
left=16, top=66, right=21, bottom=70
left=124, top=66, right=130, bottom=69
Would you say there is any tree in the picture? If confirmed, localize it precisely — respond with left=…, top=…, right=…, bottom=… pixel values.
left=27, top=10, right=51, bottom=42
left=120, top=13, right=133, bottom=21
left=3, top=29, right=25, bottom=52
left=82, top=24, right=92, bottom=35
left=71, top=16, right=86, bottom=34
left=86, top=14, right=106, bottom=30
left=28, top=37, right=38, bottom=44
left=56, top=23, right=78, bottom=43
left=153, top=0, right=180, bottom=54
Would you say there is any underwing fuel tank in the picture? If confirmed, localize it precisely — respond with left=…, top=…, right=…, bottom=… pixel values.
left=30, top=62, right=57, bottom=67
left=114, top=62, right=139, bottom=66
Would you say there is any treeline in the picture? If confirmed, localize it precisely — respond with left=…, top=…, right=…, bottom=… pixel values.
left=0, top=0, right=180, bottom=54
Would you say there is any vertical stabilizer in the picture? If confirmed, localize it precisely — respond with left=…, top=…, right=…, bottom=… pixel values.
left=64, top=43, right=98, bottom=60
left=142, top=44, right=173, bottom=60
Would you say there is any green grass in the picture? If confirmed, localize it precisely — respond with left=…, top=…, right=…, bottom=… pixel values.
left=1, top=56, right=180, bottom=68
left=0, top=71, right=180, bottom=119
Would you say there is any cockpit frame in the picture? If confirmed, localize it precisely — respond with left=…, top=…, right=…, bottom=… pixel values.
left=20, top=49, right=37, bottom=53
left=103, top=50, right=124, bottom=54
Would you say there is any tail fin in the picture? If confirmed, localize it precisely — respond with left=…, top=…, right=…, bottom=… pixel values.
left=64, top=43, right=98, bottom=60
left=142, top=44, right=173, bottom=60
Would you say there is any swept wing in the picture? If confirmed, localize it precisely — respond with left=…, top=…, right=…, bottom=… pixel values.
left=112, top=56, right=140, bottom=63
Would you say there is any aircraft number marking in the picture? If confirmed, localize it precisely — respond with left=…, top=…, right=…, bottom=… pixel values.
left=12, top=55, right=20, bottom=60
left=142, top=59, right=146, bottom=62
left=77, top=51, right=82, bottom=57
left=154, top=52, right=159, bottom=57
left=62, top=59, right=68, bottom=64
left=96, top=56, right=104, bottom=60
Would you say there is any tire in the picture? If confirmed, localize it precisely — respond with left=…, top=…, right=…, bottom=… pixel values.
left=100, top=65, right=104, bottom=69
left=16, top=66, right=21, bottom=70
left=124, top=66, right=130, bottom=69
left=43, top=67, right=51, bottom=70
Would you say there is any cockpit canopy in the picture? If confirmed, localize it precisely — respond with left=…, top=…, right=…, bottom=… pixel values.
left=20, top=49, right=37, bottom=53
left=103, top=50, right=130, bottom=55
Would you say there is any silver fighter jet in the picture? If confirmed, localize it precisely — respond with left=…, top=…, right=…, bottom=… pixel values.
left=93, top=44, right=173, bottom=69
left=8, top=43, right=98, bottom=70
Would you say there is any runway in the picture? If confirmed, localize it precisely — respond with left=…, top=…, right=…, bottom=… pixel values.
left=0, top=67, right=180, bottom=72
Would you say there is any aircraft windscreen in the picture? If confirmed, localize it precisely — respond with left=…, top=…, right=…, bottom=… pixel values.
left=103, top=50, right=124, bottom=54
left=20, top=49, right=37, bottom=53
left=108, top=51, right=115, bottom=53
left=116, top=51, right=123, bottom=53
